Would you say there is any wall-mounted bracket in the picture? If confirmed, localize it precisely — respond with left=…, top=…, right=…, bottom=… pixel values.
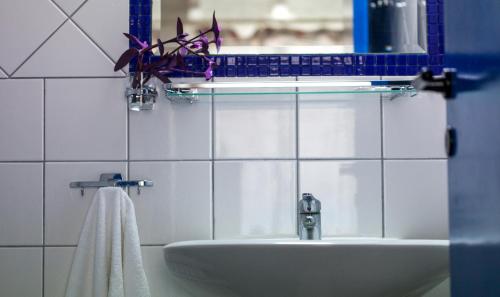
left=164, top=87, right=199, bottom=104
left=412, top=68, right=457, bottom=99
left=381, top=86, right=418, bottom=100
left=126, top=85, right=158, bottom=111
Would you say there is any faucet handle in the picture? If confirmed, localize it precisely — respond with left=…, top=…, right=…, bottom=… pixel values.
left=299, top=193, right=321, bottom=214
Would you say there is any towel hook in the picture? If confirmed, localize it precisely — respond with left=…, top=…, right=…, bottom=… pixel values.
left=70, top=173, right=153, bottom=196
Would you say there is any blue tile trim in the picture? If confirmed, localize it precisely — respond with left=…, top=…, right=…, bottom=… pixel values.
left=130, top=0, right=444, bottom=76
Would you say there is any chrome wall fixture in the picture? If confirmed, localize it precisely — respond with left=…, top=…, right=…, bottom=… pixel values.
left=70, top=173, right=154, bottom=196
left=126, top=85, right=158, bottom=111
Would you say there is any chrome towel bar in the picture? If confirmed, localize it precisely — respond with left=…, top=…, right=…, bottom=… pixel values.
left=70, top=173, right=153, bottom=196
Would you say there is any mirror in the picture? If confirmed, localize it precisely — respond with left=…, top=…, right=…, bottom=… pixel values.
left=152, top=0, right=428, bottom=54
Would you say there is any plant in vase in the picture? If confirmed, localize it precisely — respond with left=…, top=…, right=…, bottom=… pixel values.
left=114, top=12, right=222, bottom=110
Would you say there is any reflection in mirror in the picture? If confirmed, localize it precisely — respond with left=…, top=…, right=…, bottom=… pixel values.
left=152, top=0, right=427, bottom=55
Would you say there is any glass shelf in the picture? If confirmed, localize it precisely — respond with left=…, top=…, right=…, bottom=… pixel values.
left=163, top=80, right=416, bottom=102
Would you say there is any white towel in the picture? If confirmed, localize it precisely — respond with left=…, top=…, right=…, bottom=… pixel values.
left=65, top=187, right=151, bottom=297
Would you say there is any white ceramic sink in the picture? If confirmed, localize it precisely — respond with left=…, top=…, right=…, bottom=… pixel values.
left=163, top=238, right=449, bottom=297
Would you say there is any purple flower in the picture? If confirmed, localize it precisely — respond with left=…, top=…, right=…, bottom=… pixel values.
left=179, top=47, right=188, bottom=56
left=215, top=36, right=223, bottom=53
left=115, top=13, right=222, bottom=86
left=204, top=67, right=213, bottom=80
left=190, top=40, right=203, bottom=50
left=200, top=33, right=209, bottom=46
left=204, top=59, right=215, bottom=80
left=123, top=33, right=148, bottom=50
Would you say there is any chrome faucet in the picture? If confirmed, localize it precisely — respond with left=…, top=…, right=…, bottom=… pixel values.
left=298, top=193, right=321, bottom=240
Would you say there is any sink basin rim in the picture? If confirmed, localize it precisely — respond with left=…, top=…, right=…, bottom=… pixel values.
left=165, top=238, right=449, bottom=249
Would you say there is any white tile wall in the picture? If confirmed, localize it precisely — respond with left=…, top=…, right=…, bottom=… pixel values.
left=214, top=161, right=297, bottom=239
left=0, top=80, right=44, bottom=161
left=0, top=248, right=43, bottom=297
left=45, top=78, right=127, bottom=161
left=383, top=89, right=447, bottom=158
left=45, top=162, right=127, bottom=245
left=53, top=0, right=85, bottom=15
left=0, top=0, right=66, bottom=74
left=14, top=22, right=120, bottom=77
left=0, top=0, right=449, bottom=296
left=214, top=77, right=296, bottom=159
left=299, top=76, right=381, bottom=158
left=300, top=161, right=382, bottom=237
left=129, top=78, right=212, bottom=160
left=0, top=163, right=43, bottom=245
left=129, top=161, right=212, bottom=244
left=44, top=247, right=75, bottom=297
left=73, top=0, right=129, bottom=61
left=384, top=160, right=449, bottom=239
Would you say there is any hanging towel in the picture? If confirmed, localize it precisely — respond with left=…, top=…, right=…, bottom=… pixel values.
left=65, top=187, right=151, bottom=297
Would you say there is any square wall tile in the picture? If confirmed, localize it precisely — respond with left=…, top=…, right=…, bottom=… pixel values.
left=299, top=77, right=381, bottom=158
left=384, top=160, right=448, bottom=239
left=130, top=78, right=211, bottom=160
left=73, top=0, right=129, bottom=61
left=383, top=89, right=447, bottom=158
left=214, top=77, right=296, bottom=159
left=214, top=161, right=296, bottom=239
left=300, top=161, right=382, bottom=237
left=0, top=0, right=65, bottom=74
left=45, top=79, right=127, bottom=161
left=0, top=163, right=43, bottom=245
left=129, top=161, right=212, bottom=244
left=44, top=247, right=75, bottom=297
left=0, top=80, right=43, bottom=161
left=14, top=22, right=120, bottom=78
left=0, top=248, right=42, bottom=297
left=45, top=162, right=127, bottom=245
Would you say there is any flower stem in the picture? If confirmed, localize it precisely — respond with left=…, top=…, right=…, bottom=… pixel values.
left=144, top=29, right=212, bottom=54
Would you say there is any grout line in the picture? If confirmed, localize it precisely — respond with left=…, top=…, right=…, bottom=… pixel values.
left=0, top=244, right=176, bottom=248
left=42, top=78, right=46, bottom=297
left=9, top=0, right=90, bottom=77
left=50, top=0, right=126, bottom=75
left=0, top=161, right=45, bottom=163
left=7, top=76, right=125, bottom=79
left=295, top=76, right=300, bottom=235
left=0, top=245, right=48, bottom=248
left=380, top=92, right=386, bottom=238
left=58, top=0, right=90, bottom=19
left=211, top=79, right=215, bottom=240
left=0, top=65, right=9, bottom=78
left=67, top=18, right=123, bottom=68
left=0, top=158, right=449, bottom=164
left=9, top=19, right=70, bottom=77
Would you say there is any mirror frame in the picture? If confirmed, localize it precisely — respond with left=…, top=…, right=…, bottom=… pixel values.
left=130, top=0, right=443, bottom=77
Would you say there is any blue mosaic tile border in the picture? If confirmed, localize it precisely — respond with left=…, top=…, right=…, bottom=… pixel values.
left=130, top=0, right=444, bottom=76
